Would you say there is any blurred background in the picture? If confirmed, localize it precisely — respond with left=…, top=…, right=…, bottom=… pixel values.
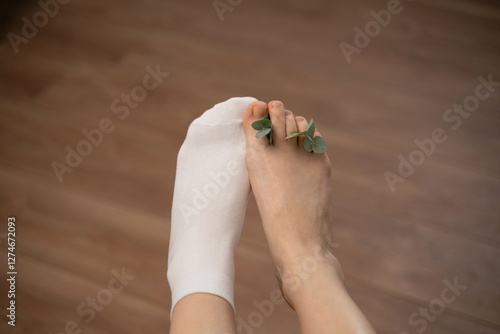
left=0, top=0, right=499, bottom=333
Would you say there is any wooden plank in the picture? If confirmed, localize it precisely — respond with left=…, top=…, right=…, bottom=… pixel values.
left=1, top=0, right=499, bottom=332
left=347, top=280, right=500, bottom=334
left=2, top=97, right=498, bottom=245
left=1, top=166, right=499, bottom=329
left=0, top=251, right=169, bottom=334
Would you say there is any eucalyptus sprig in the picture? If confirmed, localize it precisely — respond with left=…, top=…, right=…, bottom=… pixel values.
left=251, top=113, right=273, bottom=145
left=252, top=116, right=327, bottom=153
left=285, top=119, right=327, bottom=153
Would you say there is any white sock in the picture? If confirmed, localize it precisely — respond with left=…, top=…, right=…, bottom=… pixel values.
left=167, top=96, right=257, bottom=315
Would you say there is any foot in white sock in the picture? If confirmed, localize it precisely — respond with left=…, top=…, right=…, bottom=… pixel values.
left=167, top=96, right=263, bottom=315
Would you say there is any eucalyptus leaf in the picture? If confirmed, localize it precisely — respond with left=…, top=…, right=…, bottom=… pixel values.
left=306, top=118, right=314, bottom=130
left=256, top=127, right=272, bottom=139
left=252, top=114, right=274, bottom=144
left=284, top=131, right=307, bottom=140
left=306, top=118, right=315, bottom=139
left=252, top=119, right=272, bottom=131
left=312, top=136, right=327, bottom=153
left=304, top=137, right=313, bottom=152
left=252, top=114, right=326, bottom=152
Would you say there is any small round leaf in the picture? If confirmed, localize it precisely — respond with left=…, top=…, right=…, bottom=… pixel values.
left=252, top=119, right=272, bottom=131
left=255, top=127, right=272, bottom=139
left=312, top=136, right=327, bottom=153
left=304, top=137, right=313, bottom=152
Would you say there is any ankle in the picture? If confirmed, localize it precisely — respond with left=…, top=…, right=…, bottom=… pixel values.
left=275, top=245, right=344, bottom=308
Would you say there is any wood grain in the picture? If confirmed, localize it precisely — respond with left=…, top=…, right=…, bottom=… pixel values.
left=1, top=0, right=499, bottom=333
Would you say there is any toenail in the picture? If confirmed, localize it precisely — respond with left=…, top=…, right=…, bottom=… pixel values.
left=271, top=101, right=283, bottom=108
left=253, top=102, right=266, bottom=111
left=296, top=116, right=306, bottom=122
left=285, top=110, right=292, bottom=116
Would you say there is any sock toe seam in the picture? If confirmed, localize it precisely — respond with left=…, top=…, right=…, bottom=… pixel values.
left=192, top=119, right=244, bottom=126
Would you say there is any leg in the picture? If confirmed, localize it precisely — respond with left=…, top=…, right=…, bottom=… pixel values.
left=168, top=97, right=257, bottom=334
left=170, top=294, right=236, bottom=334
left=243, top=100, right=376, bottom=334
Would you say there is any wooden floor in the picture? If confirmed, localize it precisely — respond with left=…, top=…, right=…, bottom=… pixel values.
left=1, top=0, right=499, bottom=333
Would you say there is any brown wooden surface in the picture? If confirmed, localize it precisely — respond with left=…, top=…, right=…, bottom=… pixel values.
left=1, top=0, right=499, bottom=333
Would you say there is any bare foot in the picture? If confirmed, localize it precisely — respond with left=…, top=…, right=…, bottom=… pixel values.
left=243, top=100, right=342, bottom=306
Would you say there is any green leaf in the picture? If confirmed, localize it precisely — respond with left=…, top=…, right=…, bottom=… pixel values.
left=262, top=114, right=273, bottom=144
left=312, top=136, right=327, bottom=153
left=304, top=137, right=313, bottom=152
left=306, top=118, right=314, bottom=130
left=284, top=131, right=307, bottom=140
left=306, top=118, right=315, bottom=139
left=252, top=119, right=272, bottom=131
left=252, top=114, right=274, bottom=144
left=255, top=127, right=272, bottom=139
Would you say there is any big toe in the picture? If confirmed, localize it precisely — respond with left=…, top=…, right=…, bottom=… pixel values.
left=243, top=101, right=269, bottom=138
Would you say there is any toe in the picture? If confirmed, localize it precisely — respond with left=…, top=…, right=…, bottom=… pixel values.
left=243, top=101, right=269, bottom=147
left=285, top=110, right=298, bottom=147
left=295, top=116, right=309, bottom=148
left=268, top=101, right=287, bottom=145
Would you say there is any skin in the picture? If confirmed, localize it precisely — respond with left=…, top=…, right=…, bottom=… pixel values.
left=170, top=100, right=376, bottom=334
left=170, top=293, right=236, bottom=334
